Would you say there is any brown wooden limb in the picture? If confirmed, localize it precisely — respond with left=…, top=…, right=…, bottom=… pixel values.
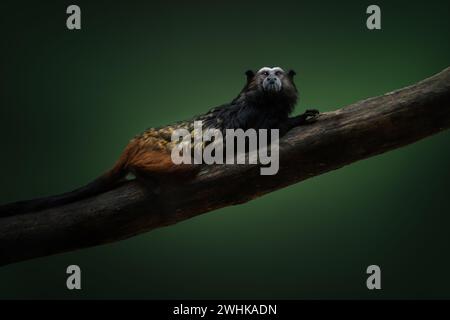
left=1, top=67, right=449, bottom=266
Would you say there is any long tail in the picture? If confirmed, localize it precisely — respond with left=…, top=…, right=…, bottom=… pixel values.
left=0, top=163, right=127, bottom=218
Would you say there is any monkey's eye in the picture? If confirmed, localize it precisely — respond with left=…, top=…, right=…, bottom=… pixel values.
left=262, top=71, right=269, bottom=76
left=275, top=71, right=282, bottom=76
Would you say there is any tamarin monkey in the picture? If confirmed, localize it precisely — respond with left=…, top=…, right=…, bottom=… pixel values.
left=0, top=67, right=319, bottom=217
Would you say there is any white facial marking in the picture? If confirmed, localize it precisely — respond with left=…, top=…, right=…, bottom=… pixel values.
left=257, top=67, right=285, bottom=74
left=259, top=67, right=284, bottom=92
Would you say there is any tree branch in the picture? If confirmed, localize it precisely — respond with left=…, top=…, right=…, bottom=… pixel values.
left=1, top=67, right=449, bottom=266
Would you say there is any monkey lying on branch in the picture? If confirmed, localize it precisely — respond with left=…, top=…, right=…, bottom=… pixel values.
left=0, top=67, right=319, bottom=217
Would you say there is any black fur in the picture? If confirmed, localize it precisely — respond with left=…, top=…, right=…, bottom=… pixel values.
left=0, top=168, right=126, bottom=217
left=198, top=68, right=317, bottom=136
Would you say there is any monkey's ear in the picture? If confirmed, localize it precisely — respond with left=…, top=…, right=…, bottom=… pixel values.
left=287, top=69, right=296, bottom=79
left=245, top=70, right=255, bottom=83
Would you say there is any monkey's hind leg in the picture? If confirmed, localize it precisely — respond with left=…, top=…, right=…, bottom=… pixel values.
left=131, top=169, right=162, bottom=194
left=126, top=147, right=199, bottom=194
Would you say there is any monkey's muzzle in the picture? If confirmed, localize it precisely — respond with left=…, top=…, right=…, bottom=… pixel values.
left=263, top=77, right=282, bottom=92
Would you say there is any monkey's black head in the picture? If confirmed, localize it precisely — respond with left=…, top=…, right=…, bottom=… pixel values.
left=241, top=67, right=298, bottom=113
left=245, top=67, right=297, bottom=94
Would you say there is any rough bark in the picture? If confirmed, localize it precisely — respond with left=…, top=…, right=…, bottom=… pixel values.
left=1, top=67, right=449, bottom=266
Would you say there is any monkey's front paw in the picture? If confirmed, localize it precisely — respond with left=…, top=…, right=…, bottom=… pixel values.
left=305, top=109, right=320, bottom=123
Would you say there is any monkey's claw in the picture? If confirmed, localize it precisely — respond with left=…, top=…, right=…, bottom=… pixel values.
left=305, top=109, right=320, bottom=122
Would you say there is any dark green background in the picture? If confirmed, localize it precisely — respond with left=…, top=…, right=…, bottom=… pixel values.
left=1, top=0, right=449, bottom=299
